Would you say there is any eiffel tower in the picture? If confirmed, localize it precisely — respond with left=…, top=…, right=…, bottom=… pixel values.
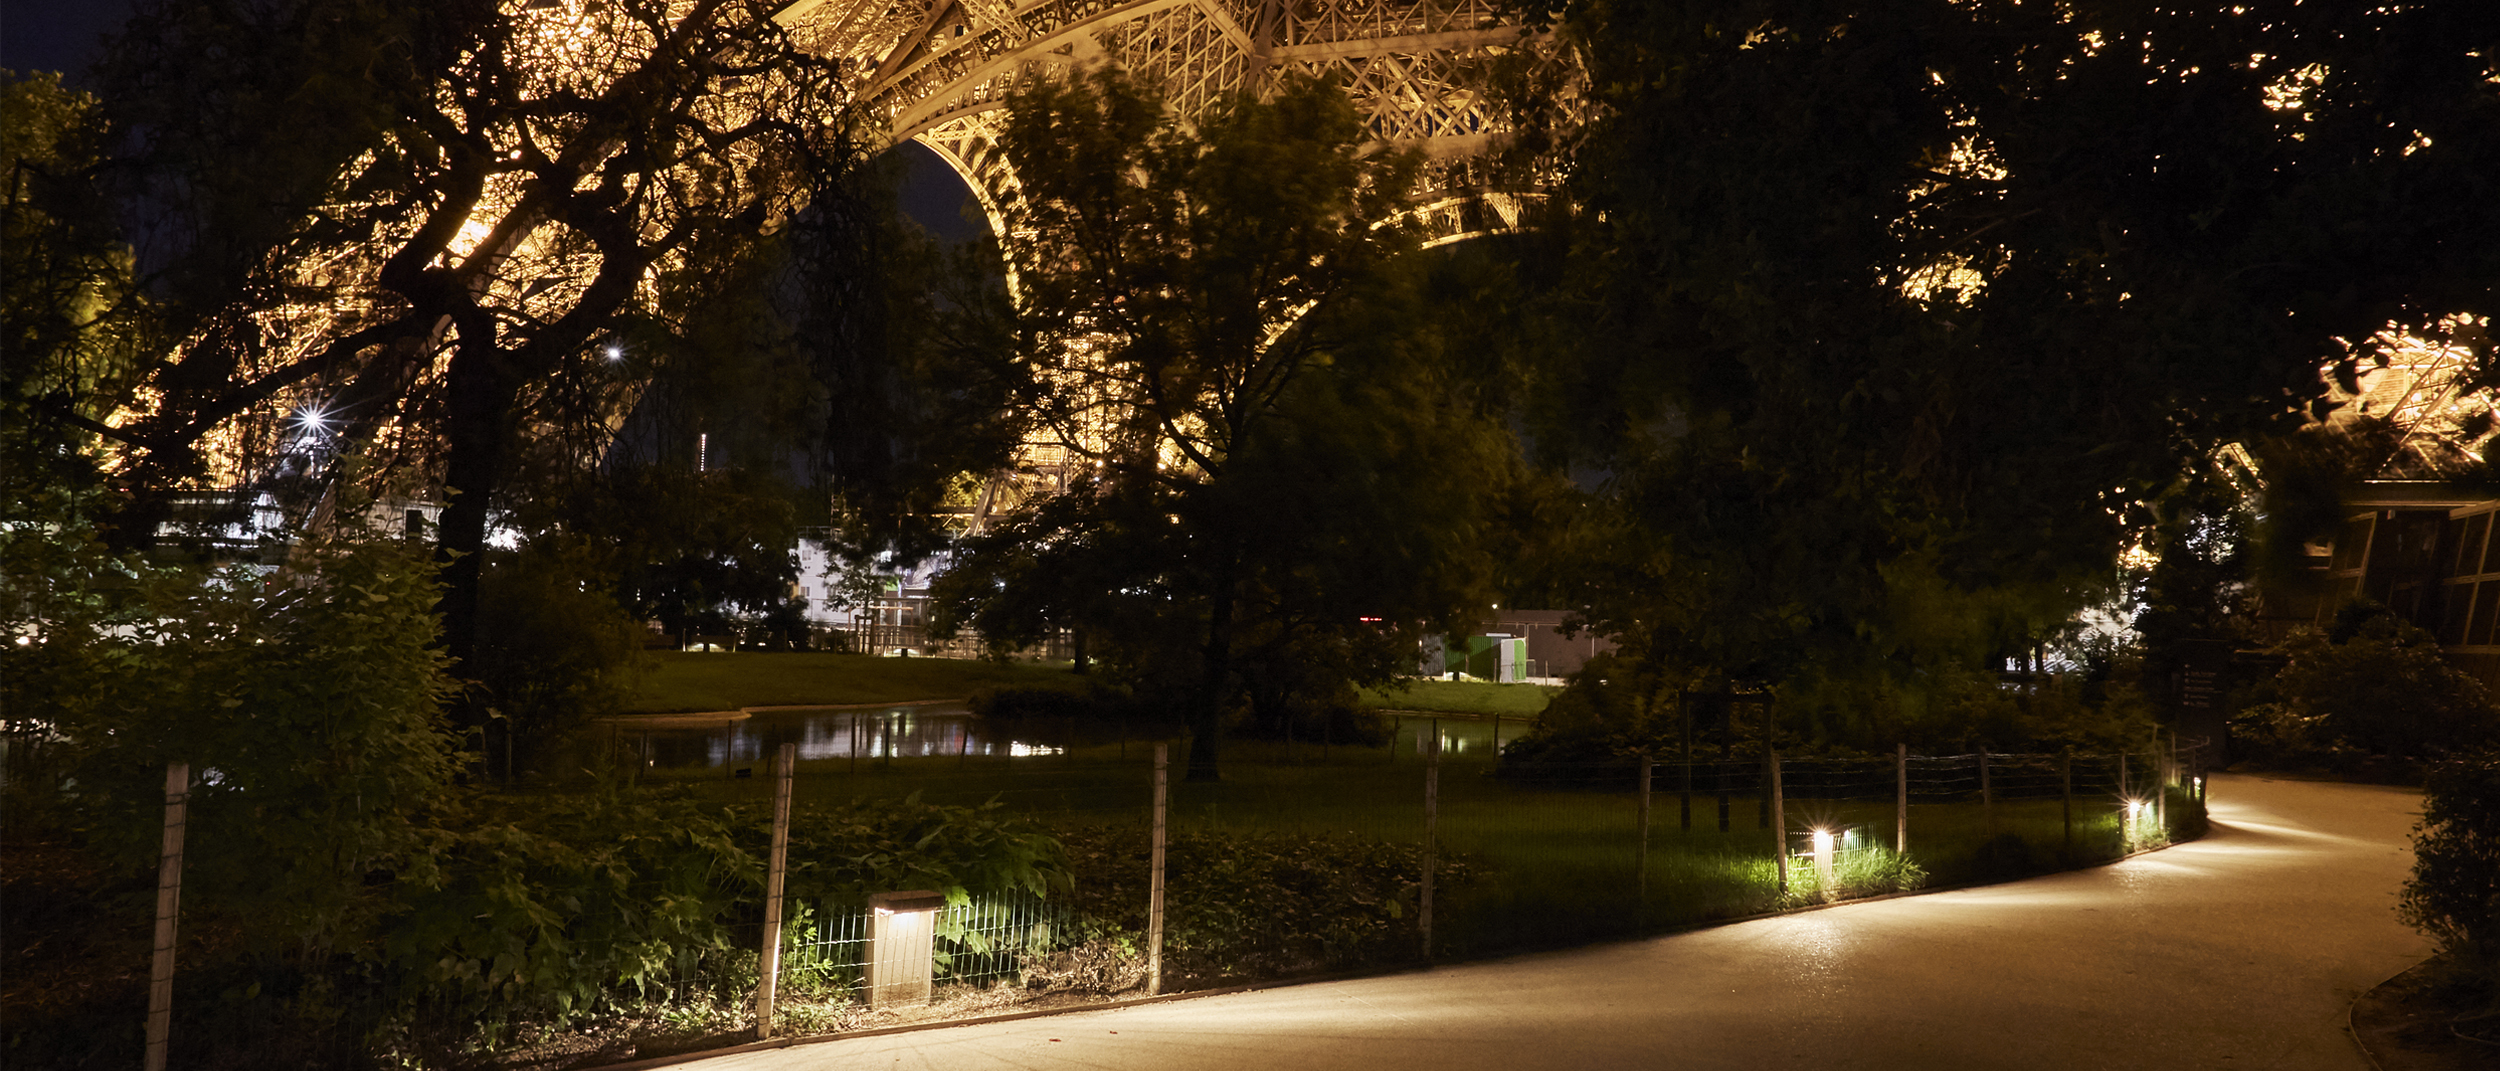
left=779, top=0, right=1574, bottom=244
left=768, top=1, right=1579, bottom=534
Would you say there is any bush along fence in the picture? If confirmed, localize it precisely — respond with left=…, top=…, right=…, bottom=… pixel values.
left=110, top=724, right=2212, bottom=1065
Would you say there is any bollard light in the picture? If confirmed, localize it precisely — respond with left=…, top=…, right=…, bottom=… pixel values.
left=1811, top=828, right=1836, bottom=893
left=866, top=890, right=947, bottom=1009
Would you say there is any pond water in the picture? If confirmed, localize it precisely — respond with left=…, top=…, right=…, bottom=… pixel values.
left=597, top=704, right=1075, bottom=771
left=599, top=706, right=1518, bottom=772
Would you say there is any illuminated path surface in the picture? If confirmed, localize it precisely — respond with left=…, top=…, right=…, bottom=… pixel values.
left=680, top=775, right=2427, bottom=1071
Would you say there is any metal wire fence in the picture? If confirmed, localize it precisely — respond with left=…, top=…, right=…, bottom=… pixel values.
left=560, top=712, right=2214, bottom=1044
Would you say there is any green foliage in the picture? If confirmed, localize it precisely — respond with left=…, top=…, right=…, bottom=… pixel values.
left=2235, top=611, right=2499, bottom=764
left=2400, top=749, right=2500, bottom=992
left=1508, top=0, right=2500, bottom=733
left=9, top=529, right=457, bottom=957
left=386, top=789, right=755, bottom=1025
left=937, top=68, right=1511, bottom=778
left=545, top=464, right=806, bottom=647
left=1, top=70, right=154, bottom=508
left=1509, top=649, right=2161, bottom=769
left=1500, top=652, right=1685, bottom=767
left=772, top=794, right=1069, bottom=908
left=1779, top=846, right=1927, bottom=908
left=1016, top=931, right=1147, bottom=995
left=377, top=788, right=1065, bottom=1040
left=470, top=537, right=651, bottom=761
left=1053, top=825, right=1465, bottom=985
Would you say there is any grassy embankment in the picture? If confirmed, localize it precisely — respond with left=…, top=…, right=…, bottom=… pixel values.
left=1357, top=678, right=1561, bottom=717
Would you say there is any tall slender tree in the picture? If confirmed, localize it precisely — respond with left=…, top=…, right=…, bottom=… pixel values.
left=934, top=69, right=1509, bottom=779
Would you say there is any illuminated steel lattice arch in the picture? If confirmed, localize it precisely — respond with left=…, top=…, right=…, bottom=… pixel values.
left=777, top=0, right=1581, bottom=531
left=779, top=0, right=1578, bottom=251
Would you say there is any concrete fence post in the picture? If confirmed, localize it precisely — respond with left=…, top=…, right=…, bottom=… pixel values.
left=1636, top=756, right=1653, bottom=903
left=754, top=743, right=794, bottom=1040
left=1148, top=744, right=1168, bottom=996
left=1680, top=696, right=1695, bottom=832
left=2061, top=749, right=2074, bottom=854
left=1422, top=723, right=1440, bottom=960
left=144, top=761, right=189, bottom=1071
left=1979, top=747, right=1994, bottom=836
left=1769, top=749, right=1787, bottom=897
left=1895, top=744, right=1908, bottom=855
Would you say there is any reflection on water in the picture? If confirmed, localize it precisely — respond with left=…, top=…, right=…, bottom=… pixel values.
left=610, top=705, right=1065, bottom=770
left=603, top=706, right=1515, bottom=771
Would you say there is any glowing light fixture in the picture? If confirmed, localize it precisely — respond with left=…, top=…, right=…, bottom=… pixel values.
left=1811, top=828, right=1836, bottom=892
left=866, top=890, right=946, bottom=1008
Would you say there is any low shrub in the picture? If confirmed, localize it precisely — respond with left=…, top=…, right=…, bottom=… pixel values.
left=2235, top=610, right=2498, bottom=768
left=2400, top=748, right=2500, bottom=1003
left=1018, top=929, right=1149, bottom=995
left=1050, top=825, right=1468, bottom=987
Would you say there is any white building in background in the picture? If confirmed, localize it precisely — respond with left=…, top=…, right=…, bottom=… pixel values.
left=791, top=536, right=966, bottom=655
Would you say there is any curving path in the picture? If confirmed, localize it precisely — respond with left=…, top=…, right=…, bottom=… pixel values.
left=679, top=775, right=2429, bottom=1071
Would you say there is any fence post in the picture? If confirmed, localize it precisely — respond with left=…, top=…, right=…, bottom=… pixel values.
left=1757, top=720, right=1772, bottom=830
left=1422, top=723, right=1440, bottom=960
left=755, top=743, right=795, bottom=1040
left=1636, top=756, right=1653, bottom=903
left=1717, top=699, right=1733, bottom=833
left=2061, top=749, right=2074, bottom=854
left=1148, top=744, right=1167, bottom=996
left=1894, top=744, right=1907, bottom=855
left=1680, top=694, right=1694, bottom=832
left=2154, top=761, right=2167, bottom=837
left=1769, top=749, right=1787, bottom=896
left=144, top=761, right=189, bottom=1071
left=2161, top=731, right=2176, bottom=834
left=1979, top=747, right=1994, bottom=836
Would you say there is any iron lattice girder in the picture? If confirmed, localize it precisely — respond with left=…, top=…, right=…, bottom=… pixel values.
left=777, top=0, right=1576, bottom=234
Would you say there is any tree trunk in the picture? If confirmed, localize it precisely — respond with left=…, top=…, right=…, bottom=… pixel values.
left=434, top=334, right=521, bottom=731
left=1185, top=562, right=1237, bottom=782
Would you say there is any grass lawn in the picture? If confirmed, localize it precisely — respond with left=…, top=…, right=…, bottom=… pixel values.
left=623, top=652, right=1081, bottom=713
left=1358, top=678, right=1560, bottom=717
